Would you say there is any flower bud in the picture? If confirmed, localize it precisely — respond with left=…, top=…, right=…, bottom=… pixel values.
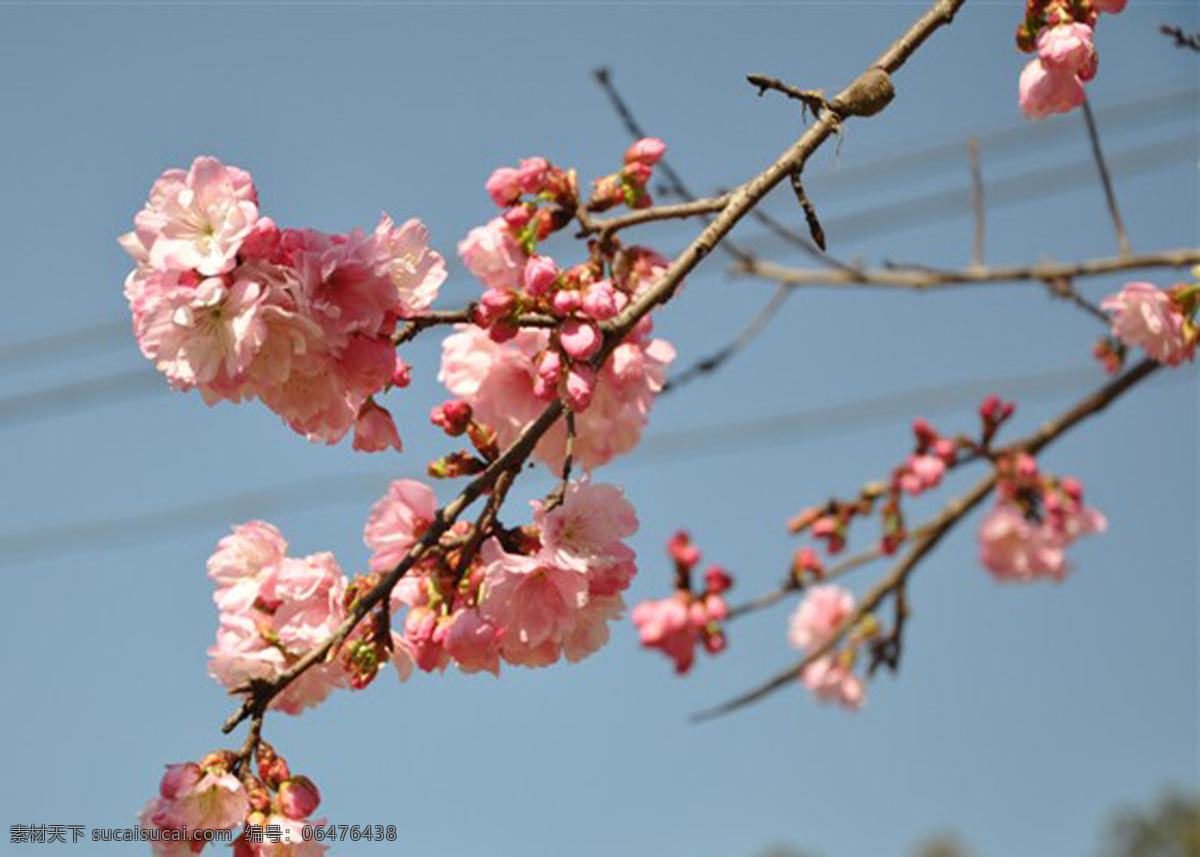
left=277, top=776, right=321, bottom=820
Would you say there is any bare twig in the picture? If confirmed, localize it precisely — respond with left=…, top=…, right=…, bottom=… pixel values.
left=694, top=357, right=1164, bottom=721
left=789, top=172, right=827, bottom=251
left=580, top=194, right=732, bottom=241
left=746, top=73, right=829, bottom=119
left=735, top=248, right=1200, bottom=290
left=1160, top=24, right=1200, bottom=52
left=392, top=308, right=557, bottom=347
left=1081, top=96, right=1132, bottom=260
left=662, top=284, right=792, bottom=394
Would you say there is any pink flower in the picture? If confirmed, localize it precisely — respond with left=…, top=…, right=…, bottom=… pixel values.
left=563, top=593, right=625, bottom=663
left=439, top=325, right=674, bottom=470
left=478, top=540, right=589, bottom=667
left=788, top=585, right=855, bottom=651
left=485, top=166, right=522, bottom=207
left=132, top=157, right=260, bottom=276
left=631, top=595, right=696, bottom=674
left=208, top=521, right=288, bottom=615
left=534, top=480, right=638, bottom=595
left=978, top=501, right=1069, bottom=582
left=444, top=607, right=502, bottom=676
left=458, top=217, right=526, bottom=290
left=372, top=215, right=446, bottom=316
left=145, top=763, right=249, bottom=836
left=581, top=281, right=619, bottom=321
left=1037, top=23, right=1096, bottom=77
left=352, top=398, right=402, bottom=453
left=261, top=553, right=347, bottom=652
left=800, top=657, right=865, bottom=710
left=364, top=479, right=437, bottom=574
left=135, top=275, right=267, bottom=391
left=899, top=453, right=947, bottom=495
left=1018, top=58, right=1085, bottom=119
left=1101, top=282, right=1194, bottom=366
left=240, top=815, right=327, bottom=855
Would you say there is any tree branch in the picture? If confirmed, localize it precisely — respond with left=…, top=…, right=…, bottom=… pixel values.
left=694, top=357, right=1165, bottom=722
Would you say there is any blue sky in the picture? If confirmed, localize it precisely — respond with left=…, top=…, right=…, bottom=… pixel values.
left=0, top=2, right=1196, bottom=855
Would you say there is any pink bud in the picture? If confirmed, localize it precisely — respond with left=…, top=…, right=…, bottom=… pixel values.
left=523, top=255, right=559, bottom=297
left=1037, top=23, right=1096, bottom=76
left=565, top=364, right=596, bottom=411
left=353, top=399, right=402, bottom=453
left=516, top=157, right=551, bottom=194
left=431, top=400, right=473, bottom=436
left=1015, top=453, right=1039, bottom=481
left=533, top=350, right=562, bottom=400
left=503, top=205, right=533, bottom=229
left=703, top=630, right=727, bottom=654
left=159, top=763, right=202, bottom=800
left=277, top=776, right=321, bottom=820
left=667, top=531, right=701, bottom=570
left=480, top=287, right=517, bottom=316
left=391, top=357, right=412, bottom=389
left=487, top=319, right=519, bottom=343
left=704, top=566, right=733, bottom=595
left=552, top=289, right=582, bottom=315
left=625, top=137, right=666, bottom=166
left=624, top=161, right=653, bottom=185
left=1018, top=58, right=1085, bottom=120
left=581, top=280, right=619, bottom=320
left=559, top=318, right=601, bottom=360
left=485, top=167, right=522, bottom=207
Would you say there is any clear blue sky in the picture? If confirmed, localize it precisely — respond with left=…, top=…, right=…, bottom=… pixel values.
left=0, top=2, right=1195, bottom=855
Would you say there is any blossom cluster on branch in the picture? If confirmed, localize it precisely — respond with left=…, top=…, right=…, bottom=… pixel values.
left=1016, top=0, right=1127, bottom=119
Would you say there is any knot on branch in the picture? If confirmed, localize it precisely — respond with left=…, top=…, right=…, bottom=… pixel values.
left=831, top=67, right=895, bottom=117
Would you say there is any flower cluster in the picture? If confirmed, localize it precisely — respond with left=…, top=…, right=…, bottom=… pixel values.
left=206, top=521, right=414, bottom=715
left=120, top=157, right=446, bottom=448
left=1016, top=0, right=1127, bottom=119
left=788, top=586, right=866, bottom=710
left=788, top=406, right=1002, bottom=558
left=139, top=746, right=324, bottom=856
left=587, top=137, right=667, bottom=211
left=443, top=145, right=677, bottom=470
left=1098, top=281, right=1197, bottom=370
left=364, top=478, right=638, bottom=673
left=978, top=452, right=1107, bottom=582
left=631, top=531, right=733, bottom=674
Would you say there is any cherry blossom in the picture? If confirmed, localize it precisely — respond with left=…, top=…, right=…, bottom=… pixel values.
left=1100, top=282, right=1194, bottom=366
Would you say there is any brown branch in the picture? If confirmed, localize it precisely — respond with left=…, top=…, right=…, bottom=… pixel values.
left=222, top=0, right=968, bottom=739
left=735, top=248, right=1200, bottom=290
left=1082, top=96, right=1133, bottom=260
left=746, top=73, right=829, bottom=119
left=580, top=194, right=732, bottom=241
left=694, top=357, right=1164, bottom=721
left=393, top=308, right=558, bottom=347
left=1160, top=24, right=1200, bottom=52
left=789, top=172, right=827, bottom=251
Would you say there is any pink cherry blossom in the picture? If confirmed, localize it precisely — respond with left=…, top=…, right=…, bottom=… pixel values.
left=523, top=255, right=559, bottom=296
left=208, top=521, right=288, bottom=615
left=133, top=157, right=260, bottom=276
left=533, top=480, right=638, bottom=595
left=363, top=479, right=437, bottom=574
left=458, top=217, right=526, bottom=290
left=145, top=763, right=249, bottom=837
left=788, top=585, right=855, bottom=651
left=516, top=157, right=550, bottom=194
left=978, top=501, right=1068, bottom=581
left=625, top=137, right=666, bottom=166
left=485, top=167, right=522, bottom=207
left=1018, top=58, right=1085, bottom=119
left=443, top=607, right=502, bottom=675
left=277, top=777, right=321, bottom=821
left=479, top=540, right=590, bottom=666
left=800, top=657, right=865, bottom=710
left=631, top=594, right=696, bottom=674
left=559, top=318, right=601, bottom=360
left=563, top=593, right=625, bottom=663
left=372, top=214, right=447, bottom=316
left=1100, top=282, right=1194, bottom=366
left=439, top=325, right=674, bottom=471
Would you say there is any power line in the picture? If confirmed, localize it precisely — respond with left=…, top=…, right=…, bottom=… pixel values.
left=2, top=88, right=1192, bottom=370
left=5, top=363, right=1180, bottom=567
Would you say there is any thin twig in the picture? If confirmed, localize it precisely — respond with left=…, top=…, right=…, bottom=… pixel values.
left=789, top=172, right=827, bottom=250
left=392, top=308, right=558, bottom=347
left=694, top=358, right=1164, bottom=721
left=1081, top=96, right=1132, bottom=260
left=541, top=411, right=577, bottom=513
left=968, top=137, right=985, bottom=268
left=580, top=195, right=732, bottom=241
left=746, top=73, right=829, bottom=119
left=735, top=248, right=1200, bottom=290
left=662, top=284, right=792, bottom=394
left=1044, top=275, right=1111, bottom=325
left=1160, top=24, right=1200, bottom=52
